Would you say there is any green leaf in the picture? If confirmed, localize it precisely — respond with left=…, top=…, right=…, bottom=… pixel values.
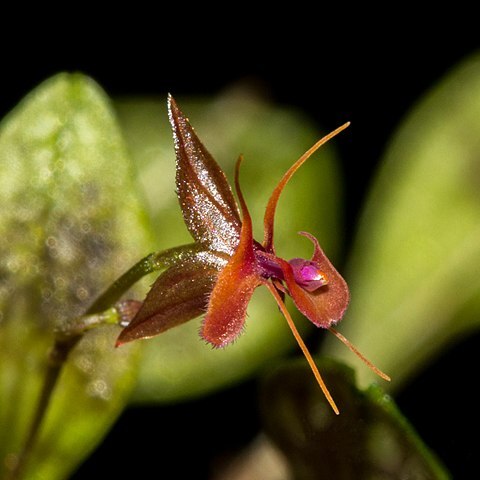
left=0, top=74, right=153, bottom=479
left=260, top=359, right=450, bottom=479
left=324, top=52, right=480, bottom=389
left=116, top=89, right=346, bottom=402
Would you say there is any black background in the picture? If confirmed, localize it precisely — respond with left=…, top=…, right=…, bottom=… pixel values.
left=2, top=23, right=478, bottom=479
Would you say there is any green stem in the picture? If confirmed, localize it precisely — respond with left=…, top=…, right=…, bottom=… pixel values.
left=6, top=336, right=81, bottom=480
left=87, top=253, right=158, bottom=313
left=7, top=243, right=203, bottom=479
left=88, top=244, right=201, bottom=313
left=6, top=251, right=163, bottom=480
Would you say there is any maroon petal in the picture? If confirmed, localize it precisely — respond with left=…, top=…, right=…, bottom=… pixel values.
left=200, top=265, right=260, bottom=347
left=201, top=156, right=261, bottom=347
left=168, top=95, right=241, bottom=255
left=117, top=249, right=225, bottom=345
left=280, top=232, right=350, bottom=328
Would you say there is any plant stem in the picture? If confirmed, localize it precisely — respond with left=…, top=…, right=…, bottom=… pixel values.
left=87, top=253, right=157, bottom=313
left=87, top=244, right=200, bottom=313
left=6, top=336, right=81, bottom=480
left=6, top=253, right=159, bottom=480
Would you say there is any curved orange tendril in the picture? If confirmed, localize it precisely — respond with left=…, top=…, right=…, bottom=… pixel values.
left=263, top=122, right=350, bottom=251
left=265, top=282, right=340, bottom=415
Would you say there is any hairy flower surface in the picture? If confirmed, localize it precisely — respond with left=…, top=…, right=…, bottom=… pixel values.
left=117, top=96, right=389, bottom=413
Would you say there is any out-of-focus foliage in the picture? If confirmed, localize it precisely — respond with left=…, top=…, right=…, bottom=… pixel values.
left=261, top=359, right=450, bottom=479
left=324, top=54, right=480, bottom=389
left=115, top=90, right=346, bottom=402
left=0, top=74, right=151, bottom=479
left=0, top=78, right=346, bottom=478
left=5, top=48, right=478, bottom=477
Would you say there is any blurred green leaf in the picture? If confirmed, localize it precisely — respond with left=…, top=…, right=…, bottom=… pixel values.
left=116, top=88, right=346, bottom=402
left=0, top=74, right=152, bottom=479
left=324, top=53, right=480, bottom=389
left=261, top=359, right=450, bottom=479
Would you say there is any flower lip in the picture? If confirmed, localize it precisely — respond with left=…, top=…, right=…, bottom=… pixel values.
left=254, top=250, right=329, bottom=293
left=289, top=258, right=329, bottom=292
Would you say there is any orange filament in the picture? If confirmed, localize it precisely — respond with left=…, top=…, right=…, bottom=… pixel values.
left=328, top=327, right=391, bottom=382
left=263, top=122, right=351, bottom=251
left=265, top=282, right=340, bottom=415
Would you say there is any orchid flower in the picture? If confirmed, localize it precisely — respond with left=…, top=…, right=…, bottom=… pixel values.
left=117, top=95, right=389, bottom=414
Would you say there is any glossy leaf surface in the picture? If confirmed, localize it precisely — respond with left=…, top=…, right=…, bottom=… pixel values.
left=169, top=95, right=241, bottom=255
left=0, top=74, right=152, bottom=479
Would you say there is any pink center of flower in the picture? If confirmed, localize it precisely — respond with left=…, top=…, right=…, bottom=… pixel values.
left=289, top=258, right=329, bottom=292
left=255, top=250, right=328, bottom=293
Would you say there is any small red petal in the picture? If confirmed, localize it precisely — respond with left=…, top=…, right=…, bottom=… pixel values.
left=116, top=254, right=221, bottom=345
left=201, top=263, right=260, bottom=347
left=280, top=232, right=349, bottom=328
left=201, top=156, right=261, bottom=347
